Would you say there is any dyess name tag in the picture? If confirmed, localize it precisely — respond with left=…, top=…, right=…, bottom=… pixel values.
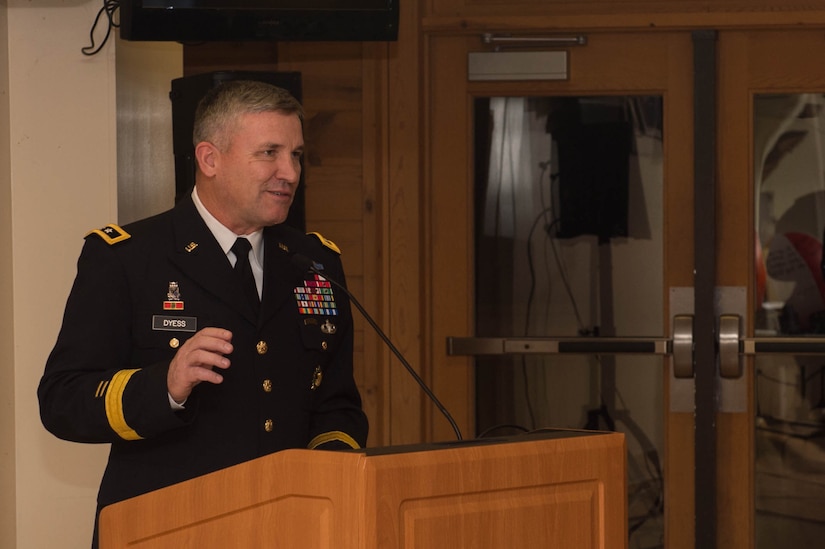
left=152, top=315, right=197, bottom=332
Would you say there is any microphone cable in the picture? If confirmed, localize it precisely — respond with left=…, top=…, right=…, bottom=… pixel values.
left=292, top=253, right=463, bottom=441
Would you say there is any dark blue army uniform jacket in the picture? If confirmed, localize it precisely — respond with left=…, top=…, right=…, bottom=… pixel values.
left=38, top=195, right=368, bottom=511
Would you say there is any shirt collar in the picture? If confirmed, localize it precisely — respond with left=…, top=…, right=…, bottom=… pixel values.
left=191, top=186, right=263, bottom=267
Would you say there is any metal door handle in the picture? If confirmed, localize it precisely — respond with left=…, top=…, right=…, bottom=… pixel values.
left=447, top=315, right=694, bottom=373
left=718, top=313, right=825, bottom=380
left=741, top=337, right=825, bottom=354
left=447, top=312, right=697, bottom=413
left=719, top=314, right=742, bottom=379
left=446, top=336, right=670, bottom=356
left=448, top=314, right=693, bottom=354
left=672, top=314, right=695, bottom=378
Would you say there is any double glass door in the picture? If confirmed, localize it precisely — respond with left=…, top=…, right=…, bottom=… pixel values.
left=471, top=93, right=667, bottom=547
left=427, top=30, right=825, bottom=548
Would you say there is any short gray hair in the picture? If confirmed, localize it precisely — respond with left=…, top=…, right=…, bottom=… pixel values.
left=192, top=80, right=304, bottom=150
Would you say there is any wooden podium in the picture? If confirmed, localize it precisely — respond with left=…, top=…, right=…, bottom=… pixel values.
left=99, top=430, right=626, bottom=548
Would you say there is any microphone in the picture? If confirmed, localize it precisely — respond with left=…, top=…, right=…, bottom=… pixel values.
left=291, top=253, right=463, bottom=441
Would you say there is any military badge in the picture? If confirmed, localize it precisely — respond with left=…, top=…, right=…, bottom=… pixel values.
left=163, top=281, right=184, bottom=310
left=310, top=365, right=323, bottom=390
left=86, top=223, right=131, bottom=245
left=294, top=274, right=338, bottom=316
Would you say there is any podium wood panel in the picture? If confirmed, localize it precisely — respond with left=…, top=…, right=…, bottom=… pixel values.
left=99, top=450, right=363, bottom=548
left=99, top=430, right=625, bottom=548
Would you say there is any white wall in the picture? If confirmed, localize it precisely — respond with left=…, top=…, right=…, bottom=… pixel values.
left=0, top=2, right=180, bottom=547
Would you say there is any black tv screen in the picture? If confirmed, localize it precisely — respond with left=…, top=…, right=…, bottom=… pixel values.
left=119, top=0, right=399, bottom=42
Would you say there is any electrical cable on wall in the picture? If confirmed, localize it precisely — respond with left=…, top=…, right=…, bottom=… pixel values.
left=82, top=0, right=120, bottom=56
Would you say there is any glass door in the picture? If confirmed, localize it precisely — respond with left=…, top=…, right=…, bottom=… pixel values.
left=470, top=94, right=666, bottom=547
left=427, top=31, right=695, bottom=548
left=717, top=30, right=825, bottom=548
left=752, top=92, right=825, bottom=548
left=427, top=26, right=825, bottom=549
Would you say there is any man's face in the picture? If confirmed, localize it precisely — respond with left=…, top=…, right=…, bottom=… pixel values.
left=207, top=110, right=304, bottom=234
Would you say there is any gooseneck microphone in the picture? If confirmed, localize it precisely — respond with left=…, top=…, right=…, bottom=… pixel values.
left=291, top=253, right=463, bottom=441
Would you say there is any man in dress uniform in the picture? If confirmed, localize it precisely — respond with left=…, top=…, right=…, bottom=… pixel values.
left=38, top=80, right=368, bottom=546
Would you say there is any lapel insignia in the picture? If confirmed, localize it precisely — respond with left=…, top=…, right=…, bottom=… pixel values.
left=163, top=281, right=184, bottom=310
left=279, top=242, right=289, bottom=252
left=321, top=320, right=337, bottom=334
left=185, top=241, right=198, bottom=253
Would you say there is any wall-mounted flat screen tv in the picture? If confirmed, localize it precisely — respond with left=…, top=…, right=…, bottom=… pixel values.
left=120, top=0, right=399, bottom=42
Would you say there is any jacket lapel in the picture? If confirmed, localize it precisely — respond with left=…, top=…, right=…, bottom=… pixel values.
left=168, top=197, right=258, bottom=324
left=261, top=224, right=307, bottom=325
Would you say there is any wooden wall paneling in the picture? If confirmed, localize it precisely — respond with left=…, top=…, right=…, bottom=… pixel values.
left=425, top=34, right=476, bottom=442
left=422, top=1, right=825, bottom=34
left=424, top=0, right=825, bottom=19
left=182, top=42, right=280, bottom=76
left=387, top=0, right=428, bottom=445
left=359, top=42, right=392, bottom=447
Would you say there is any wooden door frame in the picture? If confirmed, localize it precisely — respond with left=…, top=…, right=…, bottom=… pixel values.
left=716, top=30, right=755, bottom=549
left=421, top=29, right=696, bottom=548
left=714, top=28, right=825, bottom=548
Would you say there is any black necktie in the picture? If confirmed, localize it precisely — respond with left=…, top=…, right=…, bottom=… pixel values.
left=231, top=237, right=260, bottom=314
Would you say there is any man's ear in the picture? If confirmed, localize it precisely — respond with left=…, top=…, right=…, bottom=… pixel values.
left=194, top=141, right=219, bottom=177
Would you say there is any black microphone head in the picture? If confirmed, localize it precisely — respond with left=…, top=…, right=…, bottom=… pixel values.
left=290, top=252, right=315, bottom=273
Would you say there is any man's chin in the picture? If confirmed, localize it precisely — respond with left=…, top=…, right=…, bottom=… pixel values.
left=263, top=208, right=293, bottom=227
